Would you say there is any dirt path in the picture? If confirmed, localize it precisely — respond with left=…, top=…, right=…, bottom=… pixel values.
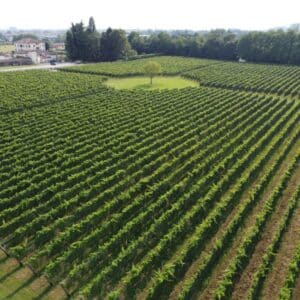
left=0, top=62, right=81, bottom=72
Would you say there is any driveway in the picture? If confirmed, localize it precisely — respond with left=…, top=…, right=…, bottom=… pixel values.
left=0, top=62, right=81, bottom=72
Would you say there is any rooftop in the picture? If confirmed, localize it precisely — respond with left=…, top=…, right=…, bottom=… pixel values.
left=15, top=38, right=43, bottom=44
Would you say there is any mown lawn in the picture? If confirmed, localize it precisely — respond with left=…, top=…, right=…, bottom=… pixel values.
left=105, top=76, right=199, bottom=90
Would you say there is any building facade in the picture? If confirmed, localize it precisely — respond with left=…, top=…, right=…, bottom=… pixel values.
left=15, top=38, right=46, bottom=53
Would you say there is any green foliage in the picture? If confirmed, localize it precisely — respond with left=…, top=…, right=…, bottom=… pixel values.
left=128, top=31, right=204, bottom=58
left=63, top=16, right=300, bottom=65
left=12, top=33, right=39, bottom=42
left=248, top=184, right=300, bottom=299
left=62, top=56, right=220, bottom=76
left=127, top=29, right=300, bottom=65
left=128, top=31, right=148, bottom=54
left=63, top=55, right=300, bottom=97
left=0, top=58, right=300, bottom=300
left=65, top=20, right=101, bottom=62
left=42, top=38, right=51, bottom=51
left=65, top=20, right=135, bottom=62
left=144, top=61, right=161, bottom=84
left=105, top=76, right=198, bottom=90
left=238, top=30, right=300, bottom=65
left=100, top=28, right=134, bottom=61
left=87, top=17, right=96, bottom=33
left=179, top=126, right=300, bottom=300
left=0, top=70, right=106, bottom=112
left=185, top=61, right=300, bottom=97
left=215, top=151, right=300, bottom=299
left=279, top=235, right=300, bottom=299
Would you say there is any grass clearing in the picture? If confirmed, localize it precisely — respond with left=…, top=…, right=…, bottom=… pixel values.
left=0, top=250, right=66, bottom=300
left=0, top=45, right=14, bottom=53
left=105, top=76, right=199, bottom=90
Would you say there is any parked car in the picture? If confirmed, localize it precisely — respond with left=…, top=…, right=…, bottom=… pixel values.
left=50, top=59, right=57, bottom=65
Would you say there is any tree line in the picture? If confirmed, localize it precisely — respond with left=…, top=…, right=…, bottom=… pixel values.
left=129, top=29, right=300, bottom=65
left=66, top=17, right=135, bottom=62
left=65, top=17, right=300, bottom=65
left=238, top=30, right=300, bottom=64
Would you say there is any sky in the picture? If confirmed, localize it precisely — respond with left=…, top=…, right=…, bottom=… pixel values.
left=0, top=0, right=299, bottom=30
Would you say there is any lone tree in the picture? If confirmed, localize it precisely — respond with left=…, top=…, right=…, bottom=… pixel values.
left=144, top=61, right=161, bottom=84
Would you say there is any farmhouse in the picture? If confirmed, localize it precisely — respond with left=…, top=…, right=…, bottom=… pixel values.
left=14, top=38, right=46, bottom=53
left=13, top=38, right=48, bottom=64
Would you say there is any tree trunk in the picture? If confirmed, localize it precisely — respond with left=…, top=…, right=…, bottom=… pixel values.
left=150, top=76, right=153, bottom=85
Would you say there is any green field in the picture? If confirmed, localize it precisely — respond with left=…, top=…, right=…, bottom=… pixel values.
left=105, top=76, right=199, bottom=90
left=0, top=56, right=300, bottom=300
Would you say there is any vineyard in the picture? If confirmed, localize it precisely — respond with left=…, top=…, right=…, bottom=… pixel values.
left=0, top=71, right=106, bottom=112
left=184, top=62, right=300, bottom=97
left=0, top=56, right=300, bottom=300
left=62, top=56, right=221, bottom=76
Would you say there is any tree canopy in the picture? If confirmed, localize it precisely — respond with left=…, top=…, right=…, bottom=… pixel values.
left=65, top=18, right=135, bottom=62
left=144, top=61, right=161, bottom=84
left=238, top=30, right=300, bottom=65
left=128, top=30, right=300, bottom=65
left=12, top=34, right=39, bottom=42
left=65, top=17, right=300, bottom=65
left=100, top=28, right=134, bottom=61
left=66, top=20, right=100, bottom=61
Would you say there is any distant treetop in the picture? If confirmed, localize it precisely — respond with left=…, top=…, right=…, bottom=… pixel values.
left=13, top=34, right=39, bottom=42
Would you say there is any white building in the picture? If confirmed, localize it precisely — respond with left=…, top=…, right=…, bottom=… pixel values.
left=15, top=51, right=41, bottom=64
left=15, top=38, right=46, bottom=53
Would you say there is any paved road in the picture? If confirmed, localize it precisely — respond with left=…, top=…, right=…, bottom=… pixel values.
left=0, top=62, right=80, bottom=72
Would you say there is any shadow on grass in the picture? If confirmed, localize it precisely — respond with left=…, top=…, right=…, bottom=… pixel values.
left=5, top=275, right=36, bottom=299
left=0, top=256, right=8, bottom=265
left=32, top=284, right=53, bottom=300
left=133, top=83, right=153, bottom=90
left=0, top=265, right=21, bottom=283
